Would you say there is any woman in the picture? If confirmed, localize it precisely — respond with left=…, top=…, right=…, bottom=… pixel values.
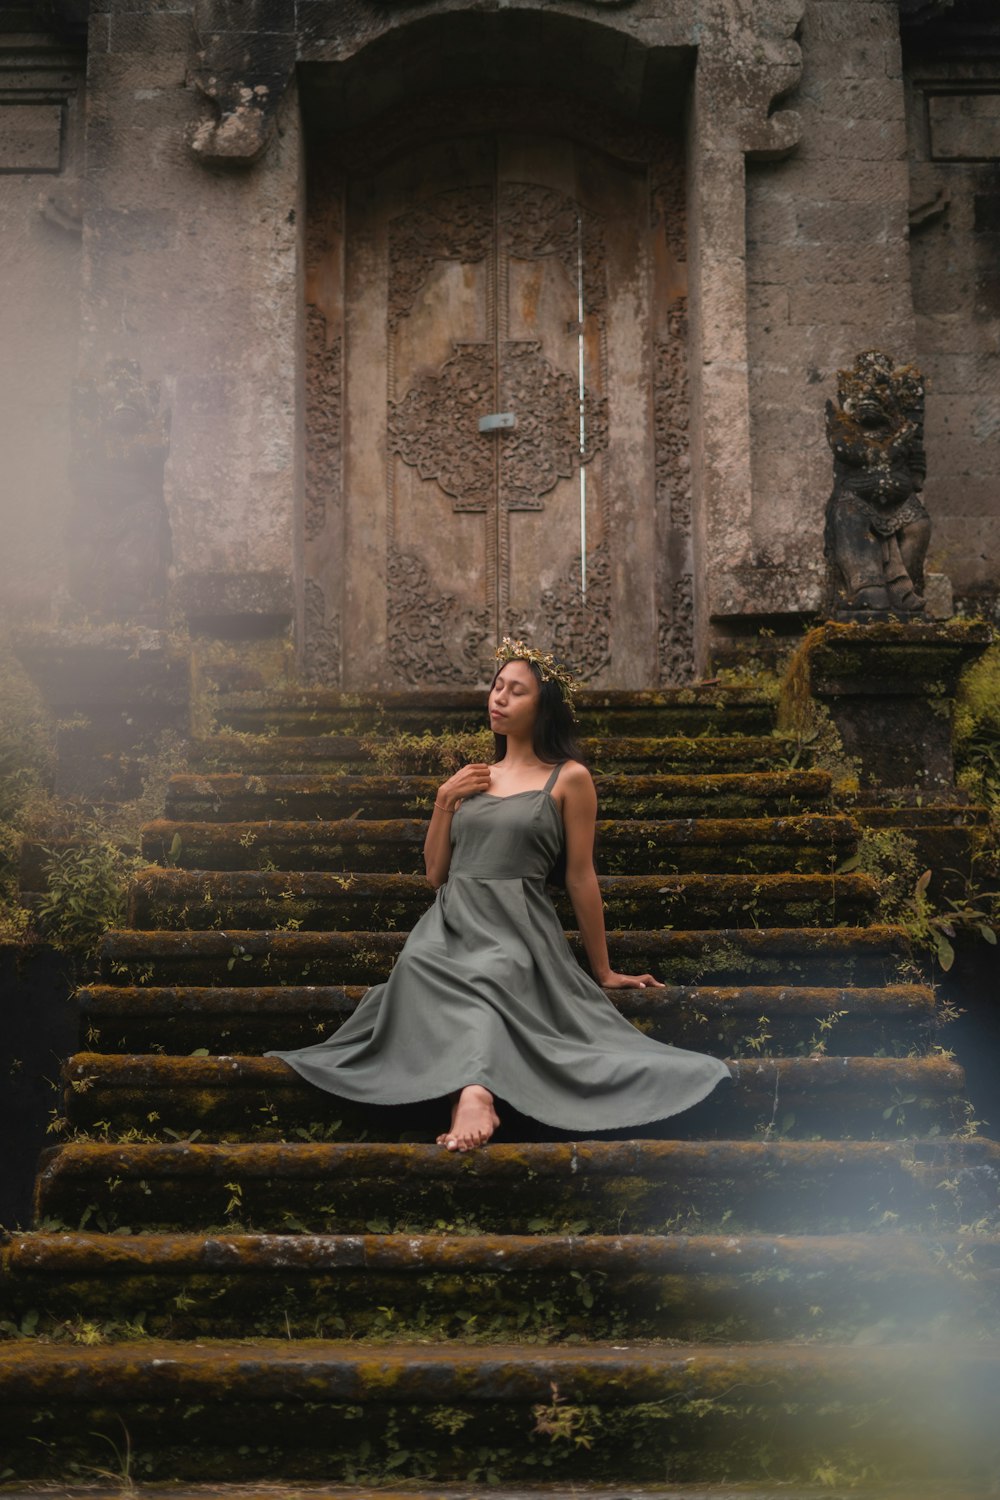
left=267, top=640, right=731, bottom=1152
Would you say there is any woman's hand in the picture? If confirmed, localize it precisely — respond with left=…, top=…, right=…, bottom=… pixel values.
left=436, top=762, right=492, bottom=811
left=424, top=762, right=491, bottom=888
left=599, top=971, right=665, bottom=990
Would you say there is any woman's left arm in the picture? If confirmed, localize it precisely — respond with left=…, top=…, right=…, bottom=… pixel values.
left=560, top=764, right=662, bottom=990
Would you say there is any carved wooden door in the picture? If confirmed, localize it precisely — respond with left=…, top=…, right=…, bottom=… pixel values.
left=339, top=134, right=660, bottom=688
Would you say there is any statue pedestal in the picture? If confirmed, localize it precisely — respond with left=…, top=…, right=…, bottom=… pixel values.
left=791, top=621, right=992, bottom=794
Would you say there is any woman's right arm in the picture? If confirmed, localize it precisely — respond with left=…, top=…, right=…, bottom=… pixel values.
left=423, top=762, right=492, bottom=888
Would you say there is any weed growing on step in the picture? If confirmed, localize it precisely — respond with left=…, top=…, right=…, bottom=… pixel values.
left=531, top=1381, right=601, bottom=1450
left=362, top=726, right=495, bottom=775
left=806, top=1008, right=849, bottom=1056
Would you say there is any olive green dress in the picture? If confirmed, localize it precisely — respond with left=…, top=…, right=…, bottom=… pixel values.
left=268, top=762, right=731, bottom=1129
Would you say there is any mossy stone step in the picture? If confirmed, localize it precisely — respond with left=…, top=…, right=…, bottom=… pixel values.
left=190, top=732, right=796, bottom=776
left=4, top=1230, right=998, bottom=1344
left=0, top=1488, right=991, bottom=1500
left=216, top=685, right=777, bottom=737
left=141, top=813, right=858, bottom=876
left=77, top=982, right=937, bottom=1056
left=97, top=925, right=914, bottom=988
left=2, top=1338, right=998, bottom=1484
left=37, top=1138, right=998, bottom=1237
left=164, top=771, right=830, bottom=822
left=127, top=870, right=877, bottom=933
left=58, top=1052, right=967, bottom=1142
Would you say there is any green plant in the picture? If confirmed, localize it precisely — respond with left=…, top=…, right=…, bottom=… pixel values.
left=531, top=1382, right=600, bottom=1450
left=955, top=639, right=1000, bottom=811
left=0, top=635, right=56, bottom=940
left=35, top=831, right=140, bottom=956
left=903, top=866, right=997, bottom=972
left=838, top=825, right=922, bottom=923
left=362, top=726, right=494, bottom=776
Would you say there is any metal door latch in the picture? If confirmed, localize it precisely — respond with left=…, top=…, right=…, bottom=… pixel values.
left=477, top=412, right=516, bottom=432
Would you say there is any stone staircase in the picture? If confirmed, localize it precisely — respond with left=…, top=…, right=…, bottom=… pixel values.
left=2, top=685, right=1000, bottom=1495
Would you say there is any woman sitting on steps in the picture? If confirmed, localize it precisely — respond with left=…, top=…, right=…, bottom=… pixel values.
left=267, top=640, right=731, bottom=1151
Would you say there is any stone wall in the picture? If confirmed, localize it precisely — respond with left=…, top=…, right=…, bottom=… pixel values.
left=81, top=2, right=304, bottom=630
left=4, top=0, right=999, bottom=670
left=744, top=0, right=917, bottom=621
left=904, top=12, right=1000, bottom=619
left=0, top=27, right=84, bottom=617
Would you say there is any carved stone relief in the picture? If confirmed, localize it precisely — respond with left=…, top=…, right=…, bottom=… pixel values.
left=305, top=309, right=341, bottom=543
left=500, top=182, right=607, bottom=321
left=383, top=172, right=614, bottom=687
left=303, top=577, right=341, bottom=686
left=387, top=343, right=495, bottom=513
left=500, top=341, right=608, bottom=510
left=387, top=545, right=493, bottom=683
left=388, top=187, right=492, bottom=330
left=388, top=339, right=607, bottom=514
left=658, top=576, right=695, bottom=687
left=654, top=302, right=695, bottom=685
left=505, top=541, right=612, bottom=681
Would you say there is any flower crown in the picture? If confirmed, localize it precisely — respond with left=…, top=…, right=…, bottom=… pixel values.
left=494, top=637, right=577, bottom=708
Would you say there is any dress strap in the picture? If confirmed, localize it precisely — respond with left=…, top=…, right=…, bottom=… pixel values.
left=543, top=760, right=566, bottom=794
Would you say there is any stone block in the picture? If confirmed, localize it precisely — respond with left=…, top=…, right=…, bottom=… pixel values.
left=109, top=11, right=194, bottom=53
left=0, top=102, right=62, bottom=172
left=796, top=114, right=907, bottom=163
left=928, top=92, right=1000, bottom=162
left=787, top=277, right=911, bottom=326
left=745, top=185, right=799, bottom=244
left=793, top=198, right=900, bottom=245
left=749, top=242, right=910, bottom=288
left=923, top=572, right=954, bottom=620
left=931, top=516, right=1000, bottom=591
left=173, top=570, right=294, bottom=628
left=799, top=75, right=905, bottom=122
left=805, top=2, right=900, bottom=46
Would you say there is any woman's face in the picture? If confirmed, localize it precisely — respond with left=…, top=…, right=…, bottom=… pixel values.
left=488, top=660, right=540, bottom=738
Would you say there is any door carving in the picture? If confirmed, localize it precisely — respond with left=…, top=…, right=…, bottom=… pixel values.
left=305, top=127, right=689, bottom=689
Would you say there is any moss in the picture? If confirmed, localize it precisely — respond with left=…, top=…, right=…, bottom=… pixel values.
left=955, top=639, right=1000, bottom=812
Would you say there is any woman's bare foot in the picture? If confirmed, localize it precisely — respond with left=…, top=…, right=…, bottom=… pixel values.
left=437, top=1085, right=499, bottom=1152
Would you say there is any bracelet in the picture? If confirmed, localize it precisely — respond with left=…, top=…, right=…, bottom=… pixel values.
left=434, top=800, right=455, bottom=814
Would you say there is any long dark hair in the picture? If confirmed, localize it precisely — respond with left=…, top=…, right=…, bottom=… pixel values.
left=489, top=660, right=582, bottom=767
left=489, top=659, right=582, bottom=887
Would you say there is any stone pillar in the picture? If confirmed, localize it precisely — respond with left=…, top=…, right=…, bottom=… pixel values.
left=789, top=620, right=992, bottom=794
left=685, top=0, right=804, bottom=664
left=80, top=2, right=305, bottom=635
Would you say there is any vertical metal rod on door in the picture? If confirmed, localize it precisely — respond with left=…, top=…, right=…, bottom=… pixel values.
left=576, top=213, right=587, bottom=598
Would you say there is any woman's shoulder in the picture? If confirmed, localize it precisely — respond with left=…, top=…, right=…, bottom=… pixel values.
left=555, top=758, right=595, bottom=796
left=557, top=756, right=591, bottom=780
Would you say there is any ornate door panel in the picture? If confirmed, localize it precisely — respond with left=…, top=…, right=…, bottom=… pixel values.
left=334, top=133, right=662, bottom=688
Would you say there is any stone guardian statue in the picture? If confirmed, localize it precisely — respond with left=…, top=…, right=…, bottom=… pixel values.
left=824, top=350, right=931, bottom=618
